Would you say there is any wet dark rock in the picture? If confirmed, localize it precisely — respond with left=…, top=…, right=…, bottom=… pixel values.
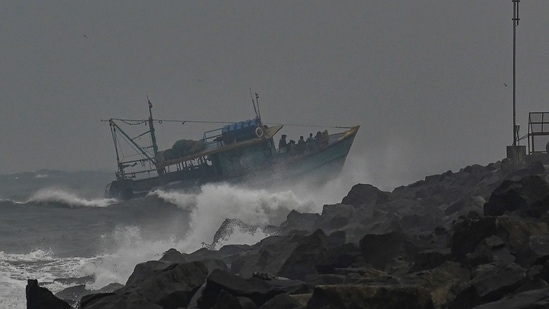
left=278, top=229, right=329, bottom=280
left=341, top=183, right=389, bottom=207
left=236, top=296, right=259, bottom=309
left=219, top=244, right=252, bottom=256
left=121, top=261, right=209, bottom=308
left=484, top=175, right=549, bottom=217
left=196, top=269, right=282, bottom=308
left=494, top=216, right=549, bottom=255
left=211, top=290, right=257, bottom=309
left=160, top=247, right=188, bottom=263
left=201, top=258, right=230, bottom=273
left=450, top=262, right=527, bottom=309
left=326, top=230, right=347, bottom=248
left=230, top=234, right=301, bottom=278
left=60, top=282, right=121, bottom=302
left=316, top=243, right=362, bottom=274
left=80, top=293, right=162, bottom=309
left=449, top=216, right=498, bottom=260
left=515, top=278, right=549, bottom=294
left=278, top=210, right=321, bottom=235
left=403, top=261, right=470, bottom=308
left=82, top=261, right=209, bottom=309
left=516, top=235, right=549, bottom=268
left=315, top=203, right=366, bottom=236
left=450, top=215, right=549, bottom=264
left=473, top=287, right=549, bottom=309
left=259, top=293, right=304, bottom=309
left=305, top=274, right=349, bottom=286
left=79, top=293, right=115, bottom=309
left=188, top=247, right=224, bottom=261
left=445, top=196, right=485, bottom=216
left=125, top=260, right=172, bottom=286
left=55, top=284, right=89, bottom=308
left=505, top=161, right=546, bottom=180
left=307, top=284, right=434, bottom=309
left=408, top=248, right=452, bottom=273
left=334, top=267, right=398, bottom=285
left=358, top=231, right=416, bottom=272
left=465, top=235, right=515, bottom=267
left=269, top=279, right=308, bottom=296
left=26, top=279, right=71, bottom=309
left=398, top=212, right=438, bottom=234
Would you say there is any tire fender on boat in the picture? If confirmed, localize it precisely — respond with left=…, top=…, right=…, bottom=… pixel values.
left=255, top=127, right=264, bottom=138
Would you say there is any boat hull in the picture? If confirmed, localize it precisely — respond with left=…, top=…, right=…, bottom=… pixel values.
left=105, top=126, right=359, bottom=199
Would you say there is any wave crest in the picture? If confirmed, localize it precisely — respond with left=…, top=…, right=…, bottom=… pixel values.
left=28, top=188, right=116, bottom=207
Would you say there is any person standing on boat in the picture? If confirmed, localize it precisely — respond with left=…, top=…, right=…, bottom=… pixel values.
left=306, top=133, right=315, bottom=151
left=297, top=136, right=306, bottom=153
left=314, top=131, right=322, bottom=144
left=278, top=134, right=288, bottom=152
left=320, top=130, right=329, bottom=147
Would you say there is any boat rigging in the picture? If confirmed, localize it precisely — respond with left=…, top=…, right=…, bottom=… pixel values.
left=103, top=97, right=359, bottom=199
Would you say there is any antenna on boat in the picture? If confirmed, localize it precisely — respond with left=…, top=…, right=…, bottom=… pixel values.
left=147, top=97, right=159, bottom=156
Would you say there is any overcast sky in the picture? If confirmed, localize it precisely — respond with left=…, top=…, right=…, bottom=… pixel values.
left=2, top=1, right=549, bottom=189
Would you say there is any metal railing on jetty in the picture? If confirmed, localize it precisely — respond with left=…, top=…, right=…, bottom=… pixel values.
left=527, top=112, right=549, bottom=156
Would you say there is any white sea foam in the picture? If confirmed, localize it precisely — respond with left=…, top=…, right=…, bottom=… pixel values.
left=0, top=249, right=92, bottom=309
left=0, top=227, right=185, bottom=307
left=73, top=184, right=326, bottom=289
left=80, top=225, right=184, bottom=290
left=71, top=185, right=321, bottom=290
left=213, top=226, right=271, bottom=249
left=152, top=183, right=320, bottom=252
left=149, top=162, right=372, bottom=253
left=27, top=188, right=117, bottom=207
left=148, top=189, right=197, bottom=210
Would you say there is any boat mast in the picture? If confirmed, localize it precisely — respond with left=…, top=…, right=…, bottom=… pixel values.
left=249, top=89, right=261, bottom=122
left=256, top=92, right=261, bottom=121
left=148, top=99, right=159, bottom=156
left=108, top=120, right=124, bottom=178
left=512, top=0, right=520, bottom=146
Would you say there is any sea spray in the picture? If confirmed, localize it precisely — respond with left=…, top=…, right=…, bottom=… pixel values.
left=153, top=183, right=319, bottom=252
left=149, top=189, right=197, bottom=210
left=81, top=225, right=186, bottom=289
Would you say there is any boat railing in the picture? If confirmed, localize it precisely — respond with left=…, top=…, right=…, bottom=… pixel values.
left=116, top=166, right=158, bottom=180
left=202, top=127, right=224, bottom=144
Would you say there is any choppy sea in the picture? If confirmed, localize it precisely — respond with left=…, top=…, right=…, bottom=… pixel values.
left=0, top=168, right=360, bottom=308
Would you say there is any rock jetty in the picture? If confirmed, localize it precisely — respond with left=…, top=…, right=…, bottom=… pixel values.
left=27, top=160, right=549, bottom=308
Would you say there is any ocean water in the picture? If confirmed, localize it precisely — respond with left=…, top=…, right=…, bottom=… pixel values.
left=0, top=168, right=362, bottom=308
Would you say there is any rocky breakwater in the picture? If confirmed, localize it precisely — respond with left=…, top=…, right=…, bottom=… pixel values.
left=27, top=160, right=549, bottom=308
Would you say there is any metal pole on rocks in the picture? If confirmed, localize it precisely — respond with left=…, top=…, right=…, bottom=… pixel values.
left=507, top=0, right=526, bottom=164
left=512, top=0, right=520, bottom=147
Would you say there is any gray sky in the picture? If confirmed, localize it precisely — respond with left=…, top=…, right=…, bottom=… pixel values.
left=2, top=1, right=549, bottom=189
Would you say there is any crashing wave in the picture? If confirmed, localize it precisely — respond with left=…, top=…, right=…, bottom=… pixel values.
left=27, top=188, right=116, bottom=207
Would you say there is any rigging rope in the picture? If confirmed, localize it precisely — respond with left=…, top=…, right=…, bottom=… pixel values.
left=106, top=118, right=235, bottom=125
left=104, top=118, right=351, bottom=129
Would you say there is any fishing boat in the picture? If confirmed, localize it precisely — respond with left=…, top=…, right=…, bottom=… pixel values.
left=104, top=98, right=359, bottom=199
